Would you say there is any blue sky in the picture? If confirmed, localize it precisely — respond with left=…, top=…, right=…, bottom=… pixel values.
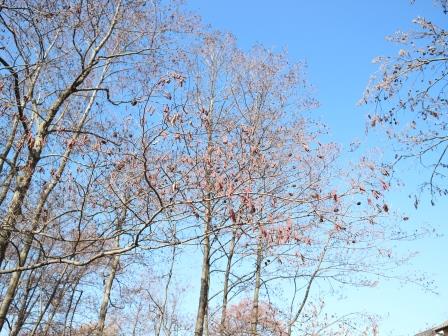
left=187, top=1, right=448, bottom=335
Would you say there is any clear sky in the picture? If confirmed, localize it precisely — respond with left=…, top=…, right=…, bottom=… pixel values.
left=186, top=1, right=448, bottom=335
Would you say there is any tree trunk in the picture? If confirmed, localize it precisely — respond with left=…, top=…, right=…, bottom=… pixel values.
left=9, top=268, right=37, bottom=336
left=0, top=159, right=39, bottom=267
left=194, top=209, right=211, bottom=336
left=97, top=205, right=126, bottom=336
left=194, top=85, right=216, bottom=336
left=0, top=88, right=100, bottom=332
left=220, top=227, right=237, bottom=334
left=0, top=235, right=34, bottom=331
left=0, top=31, right=114, bottom=267
left=250, top=233, right=263, bottom=336
left=204, top=304, right=210, bottom=336
left=0, top=66, right=111, bottom=332
left=96, top=254, right=120, bottom=335
left=30, top=266, right=69, bottom=336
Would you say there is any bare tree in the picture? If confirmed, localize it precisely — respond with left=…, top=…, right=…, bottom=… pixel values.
left=363, top=4, right=448, bottom=203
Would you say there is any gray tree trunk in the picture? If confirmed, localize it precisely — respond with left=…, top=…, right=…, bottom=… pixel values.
left=220, top=227, right=237, bottom=334
left=250, top=233, right=263, bottom=336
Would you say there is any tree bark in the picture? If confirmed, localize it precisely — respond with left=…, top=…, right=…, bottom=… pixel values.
left=194, top=87, right=216, bottom=336
left=0, top=84, right=101, bottom=332
left=0, top=3, right=120, bottom=267
left=96, top=254, right=120, bottom=335
left=194, top=207, right=211, bottom=336
left=9, top=268, right=38, bottom=336
left=250, top=232, right=263, bottom=336
left=97, top=205, right=126, bottom=336
left=220, top=227, right=237, bottom=334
